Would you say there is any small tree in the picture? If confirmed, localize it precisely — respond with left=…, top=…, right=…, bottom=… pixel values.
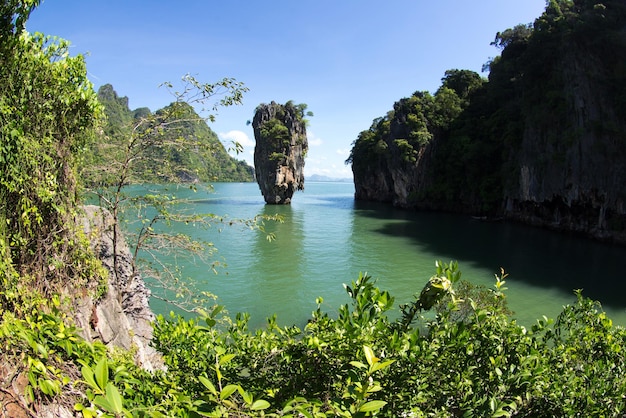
left=83, top=75, right=278, bottom=313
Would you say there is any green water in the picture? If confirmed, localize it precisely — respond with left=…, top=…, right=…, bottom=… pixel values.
left=137, top=182, right=626, bottom=329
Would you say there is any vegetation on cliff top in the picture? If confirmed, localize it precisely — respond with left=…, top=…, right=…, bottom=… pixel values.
left=88, top=83, right=254, bottom=185
left=3, top=1, right=626, bottom=416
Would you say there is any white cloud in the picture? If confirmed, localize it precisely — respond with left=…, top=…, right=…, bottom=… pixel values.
left=219, top=130, right=255, bottom=148
left=307, top=131, right=323, bottom=147
left=218, top=130, right=255, bottom=166
left=336, top=148, right=349, bottom=156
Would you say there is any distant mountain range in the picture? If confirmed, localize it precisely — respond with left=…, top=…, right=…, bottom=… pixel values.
left=307, top=174, right=353, bottom=183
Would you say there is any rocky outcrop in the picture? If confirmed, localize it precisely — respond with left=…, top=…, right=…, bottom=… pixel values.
left=0, top=206, right=163, bottom=418
left=252, top=101, right=308, bottom=204
left=76, top=205, right=161, bottom=371
left=350, top=3, right=626, bottom=243
left=501, top=45, right=626, bottom=242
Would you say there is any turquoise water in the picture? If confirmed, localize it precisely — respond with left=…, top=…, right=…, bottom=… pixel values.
left=136, top=182, right=626, bottom=329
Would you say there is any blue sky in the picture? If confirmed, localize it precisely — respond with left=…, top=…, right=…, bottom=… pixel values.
left=28, top=0, right=546, bottom=179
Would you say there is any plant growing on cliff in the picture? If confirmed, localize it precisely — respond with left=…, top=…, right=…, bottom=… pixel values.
left=0, top=3, right=112, bottom=413
left=0, top=1, right=104, bottom=306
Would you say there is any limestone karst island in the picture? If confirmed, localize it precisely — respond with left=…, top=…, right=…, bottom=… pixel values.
left=252, top=101, right=310, bottom=204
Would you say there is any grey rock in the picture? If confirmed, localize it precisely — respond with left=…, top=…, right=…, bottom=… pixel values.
left=76, top=205, right=162, bottom=371
left=253, top=101, right=308, bottom=204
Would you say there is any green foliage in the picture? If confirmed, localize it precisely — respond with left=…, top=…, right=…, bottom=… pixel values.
left=348, top=84, right=469, bottom=193
left=439, top=69, right=485, bottom=102
left=84, top=76, right=273, bottom=315
left=256, top=101, right=311, bottom=151
left=260, top=118, right=291, bottom=149
left=99, top=263, right=626, bottom=417
left=0, top=300, right=108, bottom=407
left=89, top=83, right=253, bottom=185
left=4, top=246, right=626, bottom=416
left=4, top=3, right=626, bottom=416
left=0, top=19, right=105, bottom=308
left=0, top=0, right=40, bottom=38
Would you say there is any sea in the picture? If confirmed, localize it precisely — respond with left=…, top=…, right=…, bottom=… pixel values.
left=128, top=181, right=626, bottom=330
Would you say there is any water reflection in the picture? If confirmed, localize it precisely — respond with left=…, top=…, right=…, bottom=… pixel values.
left=355, top=199, right=626, bottom=315
left=140, top=183, right=626, bottom=328
left=247, top=205, right=307, bottom=326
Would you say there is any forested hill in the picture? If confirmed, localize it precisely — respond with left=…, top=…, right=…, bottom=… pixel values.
left=348, top=0, right=626, bottom=243
left=90, top=84, right=254, bottom=184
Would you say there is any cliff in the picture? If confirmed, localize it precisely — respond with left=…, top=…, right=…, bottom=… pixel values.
left=350, top=1, right=626, bottom=243
left=0, top=206, right=160, bottom=418
left=252, top=101, right=309, bottom=204
left=76, top=205, right=161, bottom=371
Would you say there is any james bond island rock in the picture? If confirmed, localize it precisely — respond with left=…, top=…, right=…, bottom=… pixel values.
left=253, top=101, right=311, bottom=204
left=348, top=2, right=626, bottom=243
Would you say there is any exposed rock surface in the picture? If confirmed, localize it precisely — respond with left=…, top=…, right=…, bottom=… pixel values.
left=252, top=101, right=308, bottom=204
left=0, top=206, right=162, bottom=418
left=502, top=47, right=626, bottom=242
left=76, top=205, right=162, bottom=370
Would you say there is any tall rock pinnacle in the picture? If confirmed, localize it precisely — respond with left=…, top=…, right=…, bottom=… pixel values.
left=252, top=101, right=309, bottom=204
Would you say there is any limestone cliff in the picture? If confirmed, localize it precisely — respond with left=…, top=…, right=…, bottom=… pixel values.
left=76, top=205, right=161, bottom=370
left=503, top=45, right=626, bottom=242
left=350, top=1, right=626, bottom=242
left=95, top=84, right=254, bottom=183
left=252, top=101, right=308, bottom=204
left=1, top=207, right=162, bottom=418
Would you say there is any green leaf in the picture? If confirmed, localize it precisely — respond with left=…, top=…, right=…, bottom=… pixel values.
left=358, top=400, right=387, bottom=412
left=93, top=395, right=113, bottom=413
left=240, top=388, right=253, bottom=405
left=250, top=399, right=271, bottom=410
left=198, top=376, right=217, bottom=396
left=371, top=359, right=395, bottom=372
left=219, top=353, right=236, bottom=365
left=363, top=345, right=378, bottom=366
left=105, top=382, right=124, bottom=414
left=220, top=384, right=239, bottom=400
left=94, top=357, right=108, bottom=391
left=350, top=361, right=367, bottom=369
left=81, top=364, right=99, bottom=392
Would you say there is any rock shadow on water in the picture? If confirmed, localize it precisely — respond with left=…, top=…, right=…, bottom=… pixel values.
left=302, top=195, right=356, bottom=210
left=354, top=200, right=626, bottom=311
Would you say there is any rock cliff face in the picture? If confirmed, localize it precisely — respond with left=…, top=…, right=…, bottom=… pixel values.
left=354, top=101, right=439, bottom=209
left=351, top=2, right=626, bottom=243
left=76, top=205, right=161, bottom=370
left=252, top=101, right=308, bottom=204
left=5, top=207, right=163, bottom=418
left=503, top=46, right=626, bottom=242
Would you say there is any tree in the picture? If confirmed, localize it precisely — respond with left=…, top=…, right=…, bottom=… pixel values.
left=490, top=23, right=533, bottom=50
left=439, top=69, right=485, bottom=102
left=0, top=0, right=40, bottom=38
left=82, top=75, right=279, bottom=312
left=0, top=15, right=103, bottom=301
